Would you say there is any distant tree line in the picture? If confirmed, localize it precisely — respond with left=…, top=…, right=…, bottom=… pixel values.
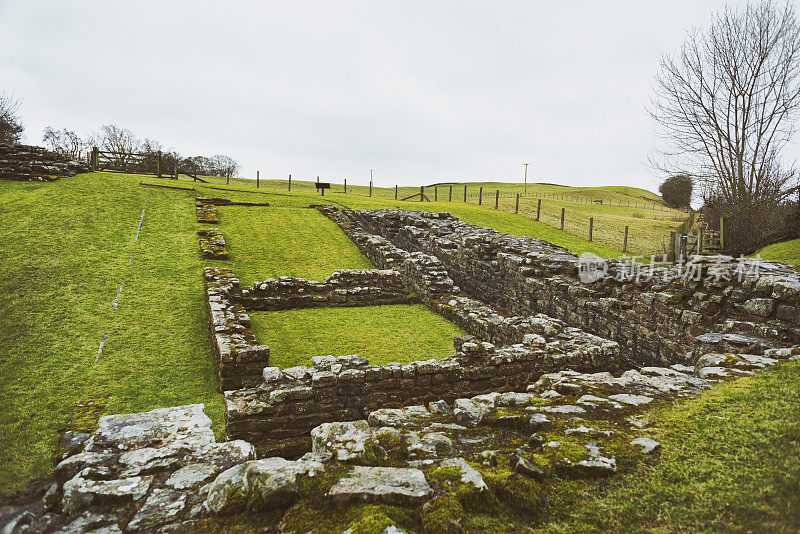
left=42, top=124, right=240, bottom=178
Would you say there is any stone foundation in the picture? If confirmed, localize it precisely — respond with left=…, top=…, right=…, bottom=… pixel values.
left=198, top=228, right=229, bottom=260
left=204, top=267, right=269, bottom=391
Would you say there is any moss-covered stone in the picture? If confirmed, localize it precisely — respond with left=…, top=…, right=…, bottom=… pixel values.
left=422, top=495, right=464, bottom=534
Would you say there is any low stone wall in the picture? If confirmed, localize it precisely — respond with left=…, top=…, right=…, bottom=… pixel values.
left=198, top=228, right=229, bottom=259
left=239, top=269, right=416, bottom=310
left=0, top=143, right=89, bottom=181
left=204, top=267, right=269, bottom=391
left=225, top=321, right=622, bottom=456
left=338, top=208, right=800, bottom=367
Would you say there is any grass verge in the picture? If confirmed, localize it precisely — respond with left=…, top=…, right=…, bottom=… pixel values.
left=756, top=238, right=800, bottom=267
left=249, top=305, right=464, bottom=368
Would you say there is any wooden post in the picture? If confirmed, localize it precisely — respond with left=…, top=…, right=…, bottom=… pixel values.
left=370, top=181, right=373, bottom=197
left=395, top=185, right=398, bottom=199
left=256, top=170, right=259, bottom=188
left=560, top=208, right=565, bottom=230
left=420, top=185, right=424, bottom=201
left=589, top=217, right=594, bottom=241
left=288, top=174, right=292, bottom=191
left=157, top=150, right=162, bottom=178
left=495, top=190, right=499, bottom=209
left=698, top=227, right=704, bottom=255
left=623, top=226, right=629, bottom=253
left=515, top=193, right=519, bottom=214
left=449, top=185, right=452, bottom=202
left=464, top=185, right=467, bottom=202
left=344, top=178, right=347, bottom=193
left=719, top=216, right=725, bottom=251
left=434, top=186, right=438, bottom=202
left=478, top=187, right=483, bottom=205
left=669, top=231, right=676, bottom=262
left=536, top=199, right=541, bottom=221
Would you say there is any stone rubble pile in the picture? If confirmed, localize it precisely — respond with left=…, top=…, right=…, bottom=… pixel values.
left=0, top=144, right=89, bottom=181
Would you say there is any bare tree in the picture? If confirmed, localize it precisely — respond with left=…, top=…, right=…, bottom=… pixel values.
left=212, top=155, right=239, bottom=178
left=0, top=92, right=24, bottom=144
left=98, top=124, right=140, bottom=167
left=42, top=127, right=85, bottom=158
left=651, top=1, right=800, bottom=206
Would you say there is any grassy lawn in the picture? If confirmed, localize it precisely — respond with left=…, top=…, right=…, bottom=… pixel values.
left=0, top=172, right=223, bottom=491
left=184, top=175, right=681, bottom=255
left=756, top=238, right=800, bottom=266
left=249, top=305, right=464, bottom=368
left=539, top=360, right=800, bottom=533
left=212, top=206, right=373, bottom=285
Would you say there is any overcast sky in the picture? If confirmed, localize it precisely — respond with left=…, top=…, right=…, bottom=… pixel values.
left=2, top=1, right=798, bottom=191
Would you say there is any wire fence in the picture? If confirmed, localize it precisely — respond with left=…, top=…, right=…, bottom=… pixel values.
left=231, top=177, right=684, bottom=256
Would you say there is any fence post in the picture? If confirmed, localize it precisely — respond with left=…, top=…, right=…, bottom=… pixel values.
left=370, top=181, right=373, bottom=197
left=256, top=170, right=259, bottom=188
left=623, top=226, right=629, bottom=253
left=669, top=231, right=676, bottom=262
left=434, top=186, right=438, bottom=202
left=288, top=174, right=292, bottom=191
left=719, top=216, right=725, bottom=251
left=515, top=193, right=519, bottom=214
left=464, top=185, right=467, bottom=202
left=589, top=217, right=593, bottom=241
left=449, top=185, right=452, bottom=202
left=536, top=199, right=541, bottom=221
left=157, top=151, right=162, bottom=178
left=478, top=187, right=483, bottom=205
left=395, top=185, right=398, bottom=199
left=420, top=185, right=424, bottom=201
left=560, top=208, right=565, bottom=230
left=495, top=190, right=499, bottom=209
left=344, top=178, right=347, bottom=193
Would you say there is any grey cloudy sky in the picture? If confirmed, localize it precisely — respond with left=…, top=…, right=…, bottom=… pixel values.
left=2, top=0, right=798, bottom=191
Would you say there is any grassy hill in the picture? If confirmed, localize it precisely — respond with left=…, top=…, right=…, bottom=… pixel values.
left=189, top=175, right=686, bottom=256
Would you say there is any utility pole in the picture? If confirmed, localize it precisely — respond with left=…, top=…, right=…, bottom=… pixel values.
left=523, top=163, right=529, bottom=196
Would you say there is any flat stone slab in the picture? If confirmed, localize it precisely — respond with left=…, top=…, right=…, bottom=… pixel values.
left=328, top=466, right=433, bottom=506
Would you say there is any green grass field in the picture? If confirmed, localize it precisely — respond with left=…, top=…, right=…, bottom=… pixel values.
left=187, top=175, right=685, bottom=255
left=212, top=206, right=373, bottom=285
left=250, top=305, right=463, bottom=369
left=757, top=238, right=800, bottom=266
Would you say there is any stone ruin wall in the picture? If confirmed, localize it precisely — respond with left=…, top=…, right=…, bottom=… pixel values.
left=339, top=208, right=800, bottom=368
left=0, top=143, right=89, bottom=181
left=208, top=206, right=799, bottom=457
